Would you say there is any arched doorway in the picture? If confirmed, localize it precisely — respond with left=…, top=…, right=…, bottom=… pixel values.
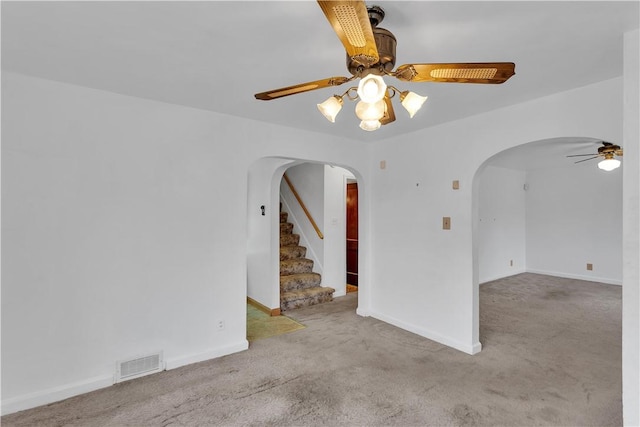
left=472, top=136, right=623, bottom=345
left=279, top=162, right=359, bottom=308
left=246, top=157, right=370, bottom=339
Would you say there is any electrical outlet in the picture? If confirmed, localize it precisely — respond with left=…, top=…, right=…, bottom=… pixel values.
left=217, top=320, right=225, bottom=331
left=587, top=263, right=593, bottom=271
left=452, top=180, right=460, bottom=190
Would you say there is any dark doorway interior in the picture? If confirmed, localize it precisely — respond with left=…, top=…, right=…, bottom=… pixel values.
left=346, top=182, right=358, bottom=286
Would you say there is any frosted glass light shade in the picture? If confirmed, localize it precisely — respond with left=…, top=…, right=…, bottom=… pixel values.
left=317, top=96, right=343, bottom=123
left=400, top=91, right=428, bottom=118
left=598, top=158, right=621, bottom=171
left=355, top=100, right=385, bottom=121
left=359, top=120, right=381, bottom=131
left=357, top=75, right=387, bottom=103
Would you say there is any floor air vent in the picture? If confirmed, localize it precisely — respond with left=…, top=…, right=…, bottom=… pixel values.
left=115, top=351, right=164, bottom=383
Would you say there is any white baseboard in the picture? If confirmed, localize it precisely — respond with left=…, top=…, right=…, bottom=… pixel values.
left=2, top=340, right=250, bottom=416
left=479, top=269, right=527, bottom=285
left=526, top=269, right=622, bottom=286
left=1, top=374, right=114, bottom=416
left=356, top=307, right=370, bottom=317
left=333, top=290, right=346, bottom=298
left=165, top=340, right=249, bottom=370
left=369, top=310, right=481, bottom=355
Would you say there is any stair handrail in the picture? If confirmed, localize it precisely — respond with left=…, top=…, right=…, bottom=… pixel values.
left=283, top=173, right=324, bottom=240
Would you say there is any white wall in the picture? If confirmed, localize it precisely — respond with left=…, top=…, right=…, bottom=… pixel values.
left=280, top=163, right=325, bottom=274
left=526, top=163, right=622, bottom=284
left=1, top=72, right=373, bottom=414
left=622, top=28, right=640, bottom=426
left=477, top=166, right=527, bottom=283
left=370, top=77, right=623, bottom=355
left=247, top=158, right=295, bottom=308
left=1, top=72, right=250, bottom=411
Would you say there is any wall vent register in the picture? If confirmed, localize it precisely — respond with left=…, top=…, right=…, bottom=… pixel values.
left=115, top=351, right=164, bottom=383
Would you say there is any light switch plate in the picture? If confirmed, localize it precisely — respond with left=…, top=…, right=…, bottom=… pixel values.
left=443, top=217, right=451, bottom=230
left=453, top=180, right=460, bottom=190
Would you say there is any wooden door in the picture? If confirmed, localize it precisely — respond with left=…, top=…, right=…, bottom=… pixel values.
left=346, top=183, right=358, bottom=286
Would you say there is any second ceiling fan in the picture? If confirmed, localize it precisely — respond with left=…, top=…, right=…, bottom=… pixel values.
left=567, top=141, right=623, bottom=171
left=255, top=1, right=516, bottom=131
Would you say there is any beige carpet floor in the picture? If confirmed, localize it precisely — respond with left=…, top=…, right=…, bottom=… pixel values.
left=2, top=273, right=622, bottom=426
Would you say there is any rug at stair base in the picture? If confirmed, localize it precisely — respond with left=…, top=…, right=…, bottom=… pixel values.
left=246, top=304, right=305, bottom=341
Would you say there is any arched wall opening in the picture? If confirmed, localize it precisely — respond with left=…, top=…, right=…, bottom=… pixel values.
left=471, top=136, right=623, bottom=348
left=279, top=162, right=360, bottom=299
left=246, top=156, right=371, bottom=322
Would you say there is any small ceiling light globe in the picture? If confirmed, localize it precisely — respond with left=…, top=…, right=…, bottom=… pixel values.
left=355, top=100, right=385, bottom=121
left=598, top=157, right=621, bottom=171
left=317, top=96, right=343, bottom=123
left=359, top=120, right=381, bottom=132
left=357, top=75, right=387, bottom=103
left=400, top=91, right=428, bottom=118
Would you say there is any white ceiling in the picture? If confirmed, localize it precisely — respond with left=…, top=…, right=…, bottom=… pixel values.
left=2, top=1, right=638, bottom=150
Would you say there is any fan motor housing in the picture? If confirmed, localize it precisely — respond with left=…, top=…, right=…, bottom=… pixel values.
left=347, top=27, right=397, bottom=76
left=598, top=143, right=620, bottom=155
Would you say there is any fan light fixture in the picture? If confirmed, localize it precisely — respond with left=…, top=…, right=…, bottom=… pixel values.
left=360, top=120, right=382, bottom=132
left=598, top=156, right=621, bottom=171
left=255, top=3, right=516, bottom=133
left=355, top=100, right=385, bottom=121
left=317, top=96, right=344, bottom=123
left=357, top=75, right=387, bottom=103
left=400, top=91, right=428, bottom=119
left=318, top=76, right=427, bottom=131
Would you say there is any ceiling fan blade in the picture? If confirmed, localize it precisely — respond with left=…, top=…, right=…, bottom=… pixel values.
left=574, top=156, right=600, bottom=164
left=394, top=62, right=516, bottom=84
left=615, top=149, right=624, bottom=156
left=380, top=94, right=395, bottom=125
left=317, top=0, right=379, bottom=67
left=255, top=76, right=351, bottom=100
left=566, top=153, right=599, bottom=157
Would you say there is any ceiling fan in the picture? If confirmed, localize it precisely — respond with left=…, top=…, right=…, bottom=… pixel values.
left=254, top=1, right=516, bottom=131
left=566, top=141, right=624, bottom=171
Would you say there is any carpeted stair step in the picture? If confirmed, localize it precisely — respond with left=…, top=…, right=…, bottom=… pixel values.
left=280, top=273, right=322, bottom=292
left=280, top=245, right=307, bottom=261
left=280, top=258, right=314, bottom=275
left=280, top=211, right=288, bottom=223
left=280, top=286, right=336, bottom=311
left=280, top=233, right=300, bottom=247
left=280, top=222, right=294, bottom=235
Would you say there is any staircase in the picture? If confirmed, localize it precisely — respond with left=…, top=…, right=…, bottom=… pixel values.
left=279, top=210, right=335, bottom=311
